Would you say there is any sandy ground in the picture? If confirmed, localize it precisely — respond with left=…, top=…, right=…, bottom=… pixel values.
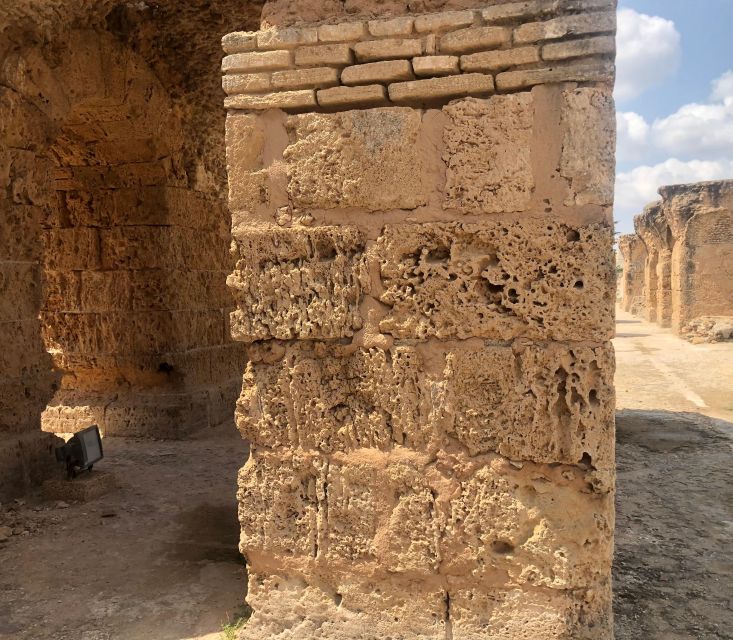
left=614, top=309, right=733, bottom=640
left=0, top=309, right=730, bottom=639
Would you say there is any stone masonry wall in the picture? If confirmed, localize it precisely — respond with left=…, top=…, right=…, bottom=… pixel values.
left=618, top=233, right=646, bottom=316
left=626, top=180, right=733, bottom=341
left=224, top=2, right=617, bottom=637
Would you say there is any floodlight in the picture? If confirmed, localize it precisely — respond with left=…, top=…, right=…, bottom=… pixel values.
left=55, top=425, right=104, bottom=479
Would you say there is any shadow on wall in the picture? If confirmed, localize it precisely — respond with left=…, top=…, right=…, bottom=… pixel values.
left=613, top=409, right=733, bottom=640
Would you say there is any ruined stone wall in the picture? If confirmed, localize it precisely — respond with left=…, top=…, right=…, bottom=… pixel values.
left=225, top=1, right=617, bottom=637
left=1, top=0, right=265, bottom=498
left=618, top=233, right=646, bottom=316
left=630, top=181, right=733, bottom=339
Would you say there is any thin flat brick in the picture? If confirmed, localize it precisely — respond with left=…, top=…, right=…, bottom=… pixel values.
left=295, top=43, right=354, bottom=67
left=514, top=12, right=616, bottom=44
left=317, top=84, right=389, bottom=108
left=222, top=73, right=272, bottom=95
left=481, top=0, right=611, bottom=23
left=542, top=35, right=615, bottom=61
left=341, top=60, right=413, bottom=86
left=318, top=22, right=366, bottom=43
left=461, top=46, right=540, bottom=72
left=389, top=73, right=494, bottom=103
left=368, top=17, right=414, bottom=37
left=354, top=39, right=424, bottom=62
left=257, top=27, right=318, bottom=50
left=222, top=51, right=292, bottom=73
left=224, top=90, right=317, bottom=111
left=412, top=56, right=460, bottom=77
left=222, top=32, right=257, bottom=54
left=439, top=27, right=510, bottom=55
left=272, top=67, right=340, bottom=90
left=495, top=61, right=614, bottom=90
left=414, top=10, right=476, bottom=33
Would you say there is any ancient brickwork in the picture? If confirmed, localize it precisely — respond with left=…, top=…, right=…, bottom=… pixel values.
left=222, top=3, right=615, bottom=111
left=627, top=180, right=733, bottom=342
left=225, top=1, right=617, bottom=637
left=0, top=20, right=249, bottom=498
left=618, top=233, right=646, bottom=316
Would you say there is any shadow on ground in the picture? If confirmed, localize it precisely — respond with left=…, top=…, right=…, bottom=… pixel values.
left=614, top=409, right=733, bottom=640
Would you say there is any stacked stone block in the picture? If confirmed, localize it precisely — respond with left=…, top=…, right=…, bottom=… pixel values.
left=224, top=2, right=617, bottom=637
left=221, top=2, right=615, bottom=111
left=1, top=28, right=246, bottom=499
left=624, top=180, right=733, bottom=339
left=618, top=233, right=647, bottom=316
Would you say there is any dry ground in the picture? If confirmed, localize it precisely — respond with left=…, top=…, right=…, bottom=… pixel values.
left=0, top=309, right=731, bottom=639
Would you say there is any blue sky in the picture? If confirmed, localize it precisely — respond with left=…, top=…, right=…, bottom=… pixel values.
left=614, top=0, right=733, bottom=233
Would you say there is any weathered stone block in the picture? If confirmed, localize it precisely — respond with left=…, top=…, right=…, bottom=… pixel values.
left=354, top=38, right=423, bottom=63
left=439, top=26, right=510, bottom=54
left=228, top=227, right=367, bottom=342
left=411, top=55, right=460, bottom=77
left=341, top=60, right=414, bottom=85
left=442, top=94, right=533, bottom=214
left=317, top=85, right=390, bottom=109
left=257, top=27, right=318, bottom=50
left=222, top=73, right=272, bottom=95
left=295, top=44, right=353, bottom=67
left=222, top=50, right=293, bottom=73
left=367, top=17, right=414, bottom=37
left=224, top=90, right=317, bottom=111
left=284, top=108, right=429, bottom=210
left=271, top=67, right=340, bottom=90
left=375, top=221, right=615, bottom=342
left=221, top=32, right=257, bottom=54
left=460, top=46, right=540, bottom=72
left=389, top=73, right=493, bottom=104
left=514, top=11, right=616, bottom=44
left=495, top=60, right=614, bottom=91
left=542, top=34, right=615, bottom=61
left=561, top=87, right=615, bottom=207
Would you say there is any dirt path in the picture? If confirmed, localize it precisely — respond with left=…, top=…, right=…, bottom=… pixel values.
left=0, top=425, right=250, bottom=640
left=0, top=311, right=731, bottom=639
left=614, top=309, right=733, bottom=640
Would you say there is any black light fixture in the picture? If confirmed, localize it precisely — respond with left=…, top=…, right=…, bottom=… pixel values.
left=55, top=425, right=104, bottom=479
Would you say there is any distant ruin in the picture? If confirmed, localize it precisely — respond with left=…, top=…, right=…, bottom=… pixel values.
left=619, top=180, right=733, bottom=341
left=224, top=1, right=617, bottom=637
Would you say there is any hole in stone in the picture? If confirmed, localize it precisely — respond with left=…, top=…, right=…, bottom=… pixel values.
left=334, top=593, right=343, bottom=607
left=579, top=452, right=593, bottom=468
left=158, top=362, right=174, bottom=374
left=566, top=229, right=581, bottom=242
left=574, top=280, right=584, bottom=290
left=491, top=540, right=514, bottom=554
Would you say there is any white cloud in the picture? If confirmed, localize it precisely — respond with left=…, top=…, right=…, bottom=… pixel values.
left=711, top=70, right=733, bottom=102
left=615, top=158, right=733, bottom=232
left=616, top=111, right=651, bottom=162
left=615, top=8, right=681, bottom=103
left=652, top=97, right=733, bottom=159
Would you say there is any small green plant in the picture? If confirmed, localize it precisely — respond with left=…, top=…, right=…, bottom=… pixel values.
left=221, top=604, right=253, bottom=640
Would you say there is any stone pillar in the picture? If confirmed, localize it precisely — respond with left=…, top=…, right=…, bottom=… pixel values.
left=224, top=3, right=617, bottom=637
left=658, top=181, right=733, bottom=332
left=618, top=233, right=647, bottom=316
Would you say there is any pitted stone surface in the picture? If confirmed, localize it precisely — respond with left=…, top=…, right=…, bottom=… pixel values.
left=228, top=227, right=368, bottom=342
left=284, top=108, right=429, bottom=211
left=443, top=94, right=534, bottom=213
left=376, top=221, right=615, bottom=342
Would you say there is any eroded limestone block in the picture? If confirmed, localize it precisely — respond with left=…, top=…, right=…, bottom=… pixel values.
left=284, top=108, right=430, bottom=211
left=228, top=227, right=368, bottom=342
left=236, top=341, right=614, bottom=486
left=560, top=87, right=615, bottom=207
left=443, top=94, right=534, bottom=214
left=237, top=449, right=613, bottom=638
left=376, top=221, right=615, bottom=342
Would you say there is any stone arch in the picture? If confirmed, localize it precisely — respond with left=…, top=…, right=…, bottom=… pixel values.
left=1, top=28, right=245, bottom=496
